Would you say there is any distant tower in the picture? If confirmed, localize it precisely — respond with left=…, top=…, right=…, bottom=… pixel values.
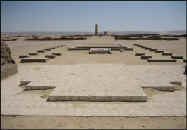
left=95, top=24, right=98, bottom=36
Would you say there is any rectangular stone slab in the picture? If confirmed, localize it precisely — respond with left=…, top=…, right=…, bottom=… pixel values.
left=20, top=58, right=47, bottom=63
left=141, top=56, right=152, bottom=59
left=48, top=82, right=147, bottom=102
left=149, top=48, right=157, bottom=51
left=52, top=53, right=62, bottom=56
left=24, top=82, right=56, bottom=90
left=147, top=59, right=177, bottom=62
left=142, top=85, right=176, bottom=92
left=45, top=55, right=56, bottom=59
left=44, top=49, right=51, bottom=51
left=89, top=48, right=112, bottom=54
left=171, top=56, right=183, bottom=59
left=124, top=48, right=133, bottom=51
left=28, top=53, right=38, bottom=56
left=19, top=55, right=29, bottom=58
left=162, top=52, right=173, bottom=56
left=37, top=50, right=45, bottom=53
left=155, top=50, right=164, bottom=53
left=135, top=53, right=145, bottom=56
left=68, top=47, right=88, bottom=51
left=68, top=44, right=121, bottom=51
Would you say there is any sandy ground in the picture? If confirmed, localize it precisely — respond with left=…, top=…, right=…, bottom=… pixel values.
left=1, top=116, right=186, bottom=129
left=2, top=36, right=186, bottom=129
left=5, top=37, right=186, bottom=65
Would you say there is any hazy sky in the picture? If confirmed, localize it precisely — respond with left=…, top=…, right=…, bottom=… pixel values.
left=1, top=1, right=186, bottom=32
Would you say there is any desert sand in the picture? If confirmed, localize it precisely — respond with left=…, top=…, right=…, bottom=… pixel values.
left=1, top=35, right=186, bottom=129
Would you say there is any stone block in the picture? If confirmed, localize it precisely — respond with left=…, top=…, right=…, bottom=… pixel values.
left=135, top=53, right=145, bottom=56
left=147, top=59, right=177, bottom=62
left=37, top=50, right=45, bottom=53
left=19, top=55, right=29, bottom=58
left=142, top=85, right=175, bottom=92
left=141, top=56, right=152, bottom=60
left=149, top=48, right=157, bottom=52
left=45, top=55, right=56, bottom=59
left=89, top=48, right=112, bottom=54
left=24, top=82, right=56, bottom=90
left=162, top=52, right=173, bottom=56
left=52, top=53, right=62, bottom=56
left=124, top=48, right=133, bottom=51
left=29, top=52, right=38, bottom=56
left=44, top=49, right=51, bottom=51
left=20, top=58, right=47, bottom=63
left=155, top=50, right=164, bottom=53
left=171, top=56, right=183, bottom=59
left=19, top=81, right=31, bottom=86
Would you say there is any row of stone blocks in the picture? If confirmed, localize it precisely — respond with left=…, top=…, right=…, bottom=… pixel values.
left=134, top=52, right=178, bottom=62
left=134, top=44, right=185, bottom=62
left=20, top=53, right=62, bottom=63
left=19, top=45, right=63, bottom=63
left=134, top=44, right=169, bottom=54
left=19, top=45, right=63, bottom=58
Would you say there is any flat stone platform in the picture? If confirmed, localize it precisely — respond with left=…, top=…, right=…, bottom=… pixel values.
left=47, top=83, right=147, bottom=102
left=1, top=64, right=186, bottom=116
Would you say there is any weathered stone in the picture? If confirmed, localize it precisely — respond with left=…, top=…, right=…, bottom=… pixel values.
left=162, top=52, right=173, bottom=56
left=44, top=49, right=51, bottom=51
left=24, top=82, right=56, bottom=90
left=135, top=53, right=145, bottom=56
left=52, top=53, right=62, bottom=56
left=89, top=48, right=112, bottom=54
left=19, top=55, right=29, bottom=58
left=45, top=55, right=56, bottom=59
left=124, top=47, right=133, bottom=51
left=1, top=42, right=17, bottom=79
left=147, top=59, right=177, bottom=62
left=171, top=56, right=183, bottom=59
left=37, top=50, right=45, bottom=53
left=141, top=56, right=152, bottom=60
left=155, top=50, right=164, bottom=53
left=20, top=58, right=47, bottom=63
left=29, top=52, right=38, bottom=56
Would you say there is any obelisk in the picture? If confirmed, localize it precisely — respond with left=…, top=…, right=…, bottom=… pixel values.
left=95, top=24, right=98, bottom=36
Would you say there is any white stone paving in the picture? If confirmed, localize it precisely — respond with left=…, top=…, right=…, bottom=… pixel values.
left=1, top=64, right=186, bottom=116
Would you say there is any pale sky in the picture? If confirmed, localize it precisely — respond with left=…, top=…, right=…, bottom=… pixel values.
left=1, top=1, right=186, bottom=32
